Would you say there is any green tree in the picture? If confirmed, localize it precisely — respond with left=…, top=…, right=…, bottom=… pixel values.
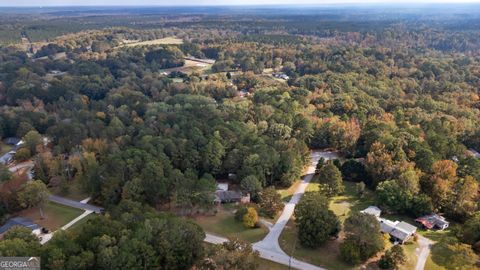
left=379, top=245, right=406, bottom=269
left=200, top=238, right=259, bottom=270
left=240, top=175, right=263, bottom=198
left=318, top=161, right=345, bottom=196
left=18, top=180, right=50, bottom=219
left=340, top=212, right=384, bottom=264
left=23, top=130, right=42, bottom=154
left=294, top=192, right=340, bottom=248
left=0, top=164, right=12, bottom=182
left=203, top=131, right=225, bottom=175
left=257, top=187, right=283, bottom=218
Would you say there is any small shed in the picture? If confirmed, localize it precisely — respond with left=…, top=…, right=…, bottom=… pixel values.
left=361, top=206, right=382, bottom=218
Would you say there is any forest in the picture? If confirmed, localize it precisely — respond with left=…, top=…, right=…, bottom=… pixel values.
left=0, top=5, right=479, bottom=270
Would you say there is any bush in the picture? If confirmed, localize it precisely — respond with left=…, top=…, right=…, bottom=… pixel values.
left=242, top=207, right=258, bottom=228
left=14, top=148, right=31, bottom=162
left=235, top=207, right=248, bottom=222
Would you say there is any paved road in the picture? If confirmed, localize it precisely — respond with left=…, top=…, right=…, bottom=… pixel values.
left=415, top=235, right=434, bottom=270
left=205, top=233, right=324, bottom=270
left=253, top=150, right=338, bottom=255
left=49, top=195, right=104, bottom=213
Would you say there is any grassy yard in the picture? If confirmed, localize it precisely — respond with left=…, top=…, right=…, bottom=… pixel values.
left=399, top=241, right=420, bottom=270
left=18, top=201, right=83, bottom=231
left=194, top=208, right=268, bottom=243
left=0, top=142, right=12, bottom=156
left=257, top=258, right=289, bottom=270
left=419, top=229, right=477, bottom=270
left=278, top=181, right=420, bottom=270
left=277, top=180, right=301, bottom=202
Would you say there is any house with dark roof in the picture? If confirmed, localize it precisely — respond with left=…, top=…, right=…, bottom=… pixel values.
left=415, top=214, right=449, bottom=230
left=0, top=217, right=41, bottom=236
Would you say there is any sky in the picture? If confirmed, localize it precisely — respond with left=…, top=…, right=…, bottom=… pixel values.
left=2, top=0, right=480, bottom=7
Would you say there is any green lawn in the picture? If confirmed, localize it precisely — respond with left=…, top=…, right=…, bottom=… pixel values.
left=277, top=180, right=301, bottom=202
left=0, top=142, right=12, bottom=156
left=194, top=210, right=268, bottom=243
left=420, top=229, right=478, bottom=270
left=20, top=201, right=83, bottom=231
left=257, top=258, right=289, bottom=270
left=399, top=241, right=419, bottom=270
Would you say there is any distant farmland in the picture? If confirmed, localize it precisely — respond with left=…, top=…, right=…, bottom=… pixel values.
left=119, top=37, right=183, bottom=48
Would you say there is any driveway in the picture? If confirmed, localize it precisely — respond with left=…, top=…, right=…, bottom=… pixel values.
left=204, top=150, right=338, bottom=270
left=205, top=233, right=325, bottom=270
left=253, top=150, right=338, bottom=255
left=415, top=235, right=434, bottom=270
left=49, top=195, right=104, bottom=213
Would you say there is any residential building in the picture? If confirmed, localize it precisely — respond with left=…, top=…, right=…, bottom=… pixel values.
left=415, top=214, right=449, bottom=230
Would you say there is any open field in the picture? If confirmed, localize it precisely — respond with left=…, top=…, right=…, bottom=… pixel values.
left=193, top=208, right=268, bottom=243
left=18, top=201, right=83, bottom=231
left=159, top=59, right=213, bottom=75
left=118, top=37, right=183, bottom=48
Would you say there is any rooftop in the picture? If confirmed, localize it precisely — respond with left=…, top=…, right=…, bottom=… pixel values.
left=0, top=217, right=41, bottom=234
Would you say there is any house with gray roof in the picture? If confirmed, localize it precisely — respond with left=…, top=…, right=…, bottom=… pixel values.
left=0, top=217, right=41, bottom=236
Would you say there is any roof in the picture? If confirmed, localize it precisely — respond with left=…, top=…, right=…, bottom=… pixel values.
left=214, top=190, right=243, bottom=202
left=379, top=218, right=398, bottom=234
left=0, top=217, right=41, bottom=234
left=415, top=214, right=449, bottom=229
left=468, top=149, right=480, bottom=158
left=395, top=221, right=417, bottom=234
left=361, top=206, right=382, bottom=217
left=390, top=228, right=411, bottom=241
left=4, top=137, right=21, bottom=145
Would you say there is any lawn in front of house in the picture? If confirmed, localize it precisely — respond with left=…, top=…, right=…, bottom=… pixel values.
left=193, top=207, right=268, bottom=243
left=18, top=201, right=83, bottom=231
left=0, top=142, right=12, bottom=156
left=399, top=241, right=420, bottom=270
left=279, top=218, right=354, bottom=270
left=420, top=228, right=478, bottom=270
left=278, top=180, right=393, bottom=270
left=307, top=181, right=375, bottom=223
left=257, top=258, right=289, bottom=270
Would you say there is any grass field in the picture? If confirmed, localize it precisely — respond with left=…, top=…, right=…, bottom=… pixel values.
left=257, top=258, right=289, bottom=270
left=119, top=37, right=183, bottom=48
left=194, top=209, right=268, bottom=243
left=18, top=201, right=83, bottom=231
left=0, top=142, right=12, bottom=156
